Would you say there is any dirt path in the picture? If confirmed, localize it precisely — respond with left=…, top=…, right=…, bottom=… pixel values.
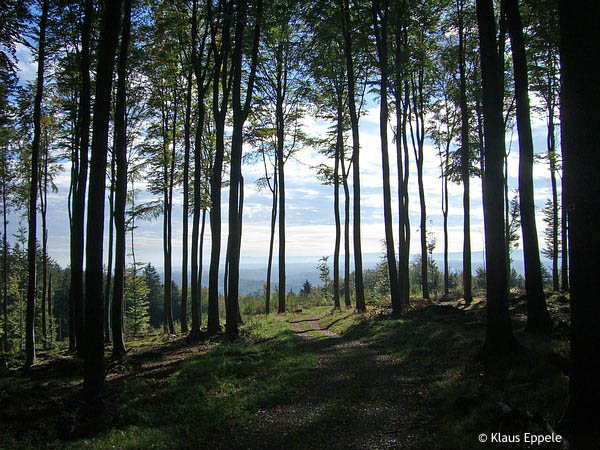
left=225, top=314, right=438, bottom=449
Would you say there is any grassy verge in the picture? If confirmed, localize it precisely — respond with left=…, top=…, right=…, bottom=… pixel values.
left=0, top=314, right=317, bottom=449
left=312, top=297, right=569, bottom=449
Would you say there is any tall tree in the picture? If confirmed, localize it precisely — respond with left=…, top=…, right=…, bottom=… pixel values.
left=70, top=0, right=93, bottom=356
left=340, top=0, right=365, bottom=312
left=457, top=0, right=473, bottom=305
left=111, top=0, right=132, bottom=357
left=558, top=1, right=600, bottom=444
left=206, top=0, right=234, bottom=335
left=372, top=0, right=401, bottom=314
left=504, top=0, right=551, bottom=334
left=476, top=0, right=518, bottom=356
left=25, top=0, right=50, bottom=368
left=225, top=0, right=262, bottom=339
left=190, top=0, right=211, bottom=337
left=83, top=0, right=122, bottom=401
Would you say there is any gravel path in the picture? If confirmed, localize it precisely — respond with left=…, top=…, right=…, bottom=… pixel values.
left=223, top=314, right=438, bottom=449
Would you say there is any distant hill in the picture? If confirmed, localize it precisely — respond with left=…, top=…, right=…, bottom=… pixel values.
left=163, top=250, right=552, bottom=295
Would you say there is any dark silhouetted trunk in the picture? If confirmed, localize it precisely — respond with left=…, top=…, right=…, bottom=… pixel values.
left=505, top=0, right=552, bottom=334
left=25, top=0, right=49, bottom=368
left=332, top=93, right=342, bottom=310
left=83, top=0, right=122, bottom=401
left=476, top=0, right=517, bottom=357
left=111, top=0, right=131, bottom=358
left=340, top=0, right=365, bottom=311
left=207, top=0, right=233, bottom=335
left=227, top=0, right=262, bottom=339
left=559, top=3, right=600, bottom=444
left=71, top=0, right=93, bottom=356
left=2, top=178, right=8, bottom=354
left=410, top=71, right=429, bottom=300
left=39, top=137, right=48, bottom=348
left=372, top=0, right=400, bottom=313
left=458, top=0, right=472, bottom=305
left=190, top=1, right=210, bottom=337
left=265, top=155, right=277, bottom=314
left=546, top=48, right=559, bottom=292
left=104, top=152, right=115, bottom=343
left=340, top=146, right=351, bottom=307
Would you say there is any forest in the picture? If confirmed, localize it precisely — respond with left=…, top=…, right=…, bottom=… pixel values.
left=0, top=0, right=598, bottom=448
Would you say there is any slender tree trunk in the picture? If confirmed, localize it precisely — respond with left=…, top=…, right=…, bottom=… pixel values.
left=559, top=2, right=600, bottom=444
left=83, top=0, right=122, bottom=401
left=48, top=274, right=52, bottom=347
left=441, top=143, right=449, bottom=297
left=505, top=0, right=552, bottom=334
left=332, top=96, right=343, bottom=310
left=372, top=0, right=400, bottom=313
left=190, top=2, right=209, bottom=337
left=547, top=56, right=559, bottom=292
left=207, top=0, right=233, bottom=336
left=111, top=0, right=131, bottom=358
left=265, top=159, right=277, bottom=314
left=560, top=178, right=568, bottom=291
left=340, top=150, right=351, bottom=307
left=340, top=0, right=365, bottom=312
left=71, top=0, right=93, bottom=357
left=458, top=0, right=472, bottom=305
left=40, top=139, right=48, bottom=349
left=181, top=65, right=192, bottom=333
left=25, top=0, right=49, bottom=368
left=104, top=152, right=115, bottom=343
left=2, top=175, right=9, bottom=354
left=227, top=0, right=262, bottom=339
left=476, top=0, right=517, bottom=357
left=410, top=72, right=429, bottom=300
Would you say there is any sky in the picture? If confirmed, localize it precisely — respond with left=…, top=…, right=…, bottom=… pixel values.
left=7, top=42, right=558, bottom=273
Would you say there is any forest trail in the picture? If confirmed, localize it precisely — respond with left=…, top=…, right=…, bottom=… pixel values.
left=224, top=313, right=438, bottom=449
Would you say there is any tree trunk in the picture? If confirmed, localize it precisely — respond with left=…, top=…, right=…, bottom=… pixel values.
left=546, top=51, right=559, bottom=292
left=505, top=0, right=552, bottom=334
left=458, top=0, right=472, bottom=305
left=207, top=0, right=233, bottom=336
left=559, top=2, right=600, bottom=444
left=332, top=94, right=343, bottom=310
left=560, top=171, right=568, bottom=292
left=83, top=0, right=122, bottom=401
left=181, top=65, right=192, bottom=333
left=476, top=0, right=518, bottom=357
left=372, top=0, right=401, bottom=314
left=40, top=137, right=48, bottom=349
left=2, top=171, right=9, bottom=354
left=340, top=0, right=365, bottom=312
left=104, top=151, right=115, bottom=343
left=265, top=159, right=277, bottom=314
left=340, top=147, right=351, bottom=307
left=25, top=0, right=49, bottom=368
left=71, top=0, right=93, bottom=357
left=111, top=0, right=131, bottom=358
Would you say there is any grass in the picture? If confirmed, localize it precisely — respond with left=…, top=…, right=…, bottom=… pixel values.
left=0, top=313, right=317, bottom=449
left=309, top=295, right=570, bottom=449
left=0, top=294, right=571, bottom=449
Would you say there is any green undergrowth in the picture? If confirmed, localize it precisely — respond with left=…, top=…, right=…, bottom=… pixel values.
left=313, top=299, right=569, bottom=449
left=0, top=314, right=317, bottom=450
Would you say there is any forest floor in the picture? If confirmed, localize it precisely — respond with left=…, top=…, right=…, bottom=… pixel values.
left=0, top=292, right=571, bottom=449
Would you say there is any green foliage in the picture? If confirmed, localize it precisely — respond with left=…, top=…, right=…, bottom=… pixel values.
left=125, top=263, right=150, bottom=336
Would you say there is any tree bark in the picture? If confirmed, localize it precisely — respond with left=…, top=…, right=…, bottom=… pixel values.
left=83, top=0, right=122, bottom=401
left=505, top=0, right=552, bottom=334
left=111, top=0, right=131, bottom=358
left=372, top=0, right=401, bottom=314
left=340, top=0, right=365, bottom=312
left=70, top=0, right=93, bottom=356
left=558, top=2, right=600, bottom=444
left=25, top=0, right=49, bottom=368
left=457, top=0, right=472, bottom=305
left=227, top=0, right=262, bottom=339
left=104, top=151, right=115, bottom=343
left=476, top=0, right=518, bottom=357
